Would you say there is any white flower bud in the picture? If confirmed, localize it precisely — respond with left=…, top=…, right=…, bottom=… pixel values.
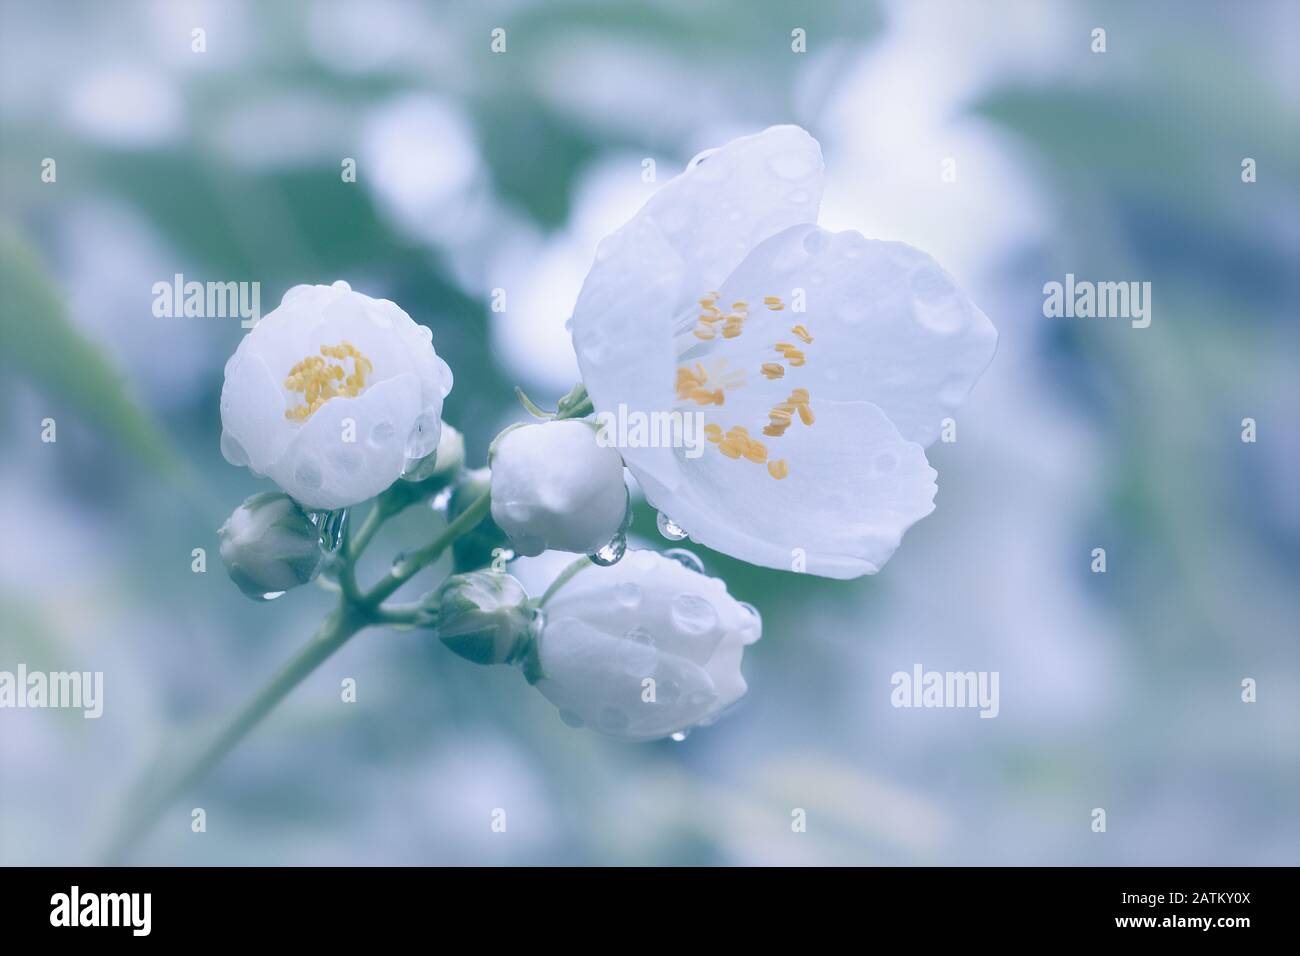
left=432, top=572, right=536, bottom=665
left=489, top=420, right=627, bottom=557
left=531, top=550, right=761, bottom=741
left=218, top=492, right=325, bottom=599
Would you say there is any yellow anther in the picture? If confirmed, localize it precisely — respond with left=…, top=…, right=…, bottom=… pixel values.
left=797, top=404, right=815, bottom=426
left=767, top=459, right=789, bottom=480
left=693, top=328, right=716, bottom=340
left=763, top=296, right=781, bottom=304
left=790, top=388, right=809, bottom=403
left=791, top=324, right=813, bottom=344
left=284, top=341, right=373, bottom=421
left=786, top=351, right=806, bottom=367
left=731, top=301, right=748, bottom=311
left=774, top=342, right=795, bottom=352
left=717, top=440, right=743, bottom=459
left=761, top=363, right=785, bottom=380
left=762, top=424, right=788, bottom=438
left=743, top=441, right=768, bottom=464
left=704, top=423, right=722, bottom=442
left=722, top=325, right=742, bottom=339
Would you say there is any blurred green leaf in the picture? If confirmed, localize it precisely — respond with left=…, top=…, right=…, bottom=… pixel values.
left=0, top=228, right=182, bottom=477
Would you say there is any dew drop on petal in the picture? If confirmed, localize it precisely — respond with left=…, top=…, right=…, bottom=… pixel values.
left=369, top=421, right=396, bottom=448
left=430, top=487, right=453, bottom=512
left=671, top=593, right=717, bottom=635
left=656, top=512, right=688, bottom=541
left=259, top=591, right=286, bottom=602
left=662, top=548, right=704, bottom=574
left=625, top=625, right=654, bottom=646
left=614, top=582, right=642, bottom=609
left=670, top=730, right=690, bottom=742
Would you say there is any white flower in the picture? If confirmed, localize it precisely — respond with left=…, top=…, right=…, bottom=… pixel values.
left=569, top=126, right=997, bottom=578
left=218, top=492, right=324, bottom=599
left=220, top=281, right=453, bottom=510
left=489, top=420, right=627, bottom=557
left=532, top=550, right=760, bottom=741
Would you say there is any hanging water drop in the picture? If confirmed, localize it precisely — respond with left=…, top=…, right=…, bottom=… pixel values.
left=656, top=512, right=688, bottom=541
left=259, top=591, right=286, bottom=602
left=313, top=509, right=348, bottom=553
left=670, top=730, right=690, bottom=742
left=737, top=601, right=763, bottom=644
left=430, top=487, right=453, bottom=512
left=589, top=531, right=627, bottom=567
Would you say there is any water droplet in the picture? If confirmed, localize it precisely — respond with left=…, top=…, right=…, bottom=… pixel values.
left=430, top=487, right=453, bottom=512
left=662, top=548, right=705, bottom=574
left=403, top=412, right=439, bottom=460
left=625, top=625, right=654, bottom=646
left=369, top=421, right=396, bottom=448
left=669, top=730, right=690, bottom=742
left=559, top=710, right=584, bottom=729
left=671, top=593, right=717, bottom=635
left=589, top=531, right=627, bottom=567
left=656, top=512, right=688, bottom=541
left=259, top=591, right=286, bottom=602
left=390, top=551, right=418, bottom=577
left=614, top=582, right=642, bottom=609
left=313, top=509, right=348, bottom=552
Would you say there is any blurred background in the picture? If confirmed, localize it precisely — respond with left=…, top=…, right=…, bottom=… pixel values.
left=1, top=0, right=1297, bottom=865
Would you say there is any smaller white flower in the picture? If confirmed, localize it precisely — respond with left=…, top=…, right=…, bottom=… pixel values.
left=220, top=280, right=453, bottom=510
left=218, top=492, right=324, bottom=599
left=489, top=420, right=627, bottom=557
left=532, top=550, right=760, bottom=741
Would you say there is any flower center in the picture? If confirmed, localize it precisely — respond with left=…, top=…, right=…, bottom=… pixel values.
left=284, top=341, right=374, bottom=422
left=675, top=293, right=814, bottom=480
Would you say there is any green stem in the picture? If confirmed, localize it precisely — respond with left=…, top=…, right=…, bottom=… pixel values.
left=361, top=491, right=491, bottom=607
left=103, top=604, right=367, bottom=862
left=538, top=556, right=593, bottom=606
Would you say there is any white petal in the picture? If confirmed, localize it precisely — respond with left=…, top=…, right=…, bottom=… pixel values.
left=571, top=126, right=824, bottom=492
left=634, top=400, right=937, bottom=578
left=710, top=223, right=997, bottom=446
left=267, top=372, right=423, bottom=511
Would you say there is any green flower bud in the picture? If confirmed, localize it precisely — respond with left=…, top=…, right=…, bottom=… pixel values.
left=218, top=492, right=326, bottom=600
left=432, top=571, right=535, bottom=666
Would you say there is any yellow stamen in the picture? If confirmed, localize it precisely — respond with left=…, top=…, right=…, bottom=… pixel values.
left=704, top=423, right=722, bottom=442
left=767, top=459, right=789, bottom=480
left=797, top=403, right=815, bottom=426
left=693, top=328, right=716, bottom=340
left=791, top=324, right=813, bottom=344
left=284, top=341, right=373, bottom=421
left=761, top=363, right=785, bottom=380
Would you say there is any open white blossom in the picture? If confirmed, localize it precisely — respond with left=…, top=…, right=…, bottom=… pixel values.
left=533, top=550, right=760, bottom=741
left=489, top=420, right=627, bottom=557
left=569, top=126, right=997, bottom=578
left=220, top=280, right=453, bottom=510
